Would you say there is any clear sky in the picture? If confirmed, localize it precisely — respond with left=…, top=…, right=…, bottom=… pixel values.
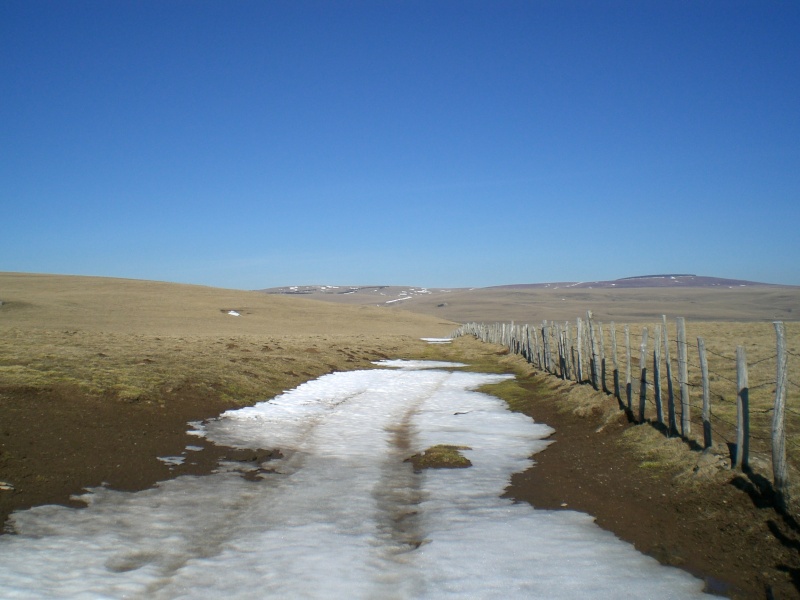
left=2, top=1, right=799, bottom=289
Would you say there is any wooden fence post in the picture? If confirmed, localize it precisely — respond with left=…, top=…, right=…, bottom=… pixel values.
left=540, top=325, right=547, bottom=370
left=625, top=325, right=632, bottom=413
left=522, top=324, right=528, bottom=363
left=599, top=322, right=607, bottom=394
left=555, top=322, right=566, bottom=379
left=588, top=311, right=599, bottom=390
left=653, top=325, right=663, bottom=425
left=611, top=322, right=621, bottom=402
left=772, top=322, right=790, bottom=512
left=697, top=337, right=712, bottom=449
left=735, top=345, right=750, bottom=471
left=662, top=316, right=678, bottom=436
left=639, top=327, right=649, bottom=423
left=532, top=326, right=541, bottom=369
left=528, top=324, right=534, bottom=364
left=564, top=321, right=573, bottom=380
left=676, top=317, right=691, bottom=437
left=542, top=321, right=551, bottom=374
left=576, top=317, right=584, bottom=383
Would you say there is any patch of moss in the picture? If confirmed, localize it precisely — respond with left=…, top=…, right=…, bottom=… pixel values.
left=639, top=460, right=664, bottom=469
left=406, top=445, right=472, bottom=471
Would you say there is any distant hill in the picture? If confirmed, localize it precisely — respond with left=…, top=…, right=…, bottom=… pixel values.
left=260, top=275, right=782, bottom=301
left=487, top=274, right=781, bottom=290
left=259, top=284, right=462, bottom=304
left=259, top=275, right=799, bottom=323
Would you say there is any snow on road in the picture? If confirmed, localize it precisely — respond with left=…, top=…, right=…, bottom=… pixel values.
left=0, top=361, right=715, bottom=599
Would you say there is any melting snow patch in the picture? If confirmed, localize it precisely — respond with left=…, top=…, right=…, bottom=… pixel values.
left=227, top=310, right=240, bottom=317
left=0, top=363, right=717, bottom=599
left=156, top=456, right=185, bottom=466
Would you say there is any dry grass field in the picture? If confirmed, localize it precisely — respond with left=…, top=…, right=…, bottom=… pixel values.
left=0, top=272, right=455, bottom=405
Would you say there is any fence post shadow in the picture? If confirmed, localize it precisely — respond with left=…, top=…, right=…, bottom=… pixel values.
left=613, top=368, right=623, bottom=409
left=731, top=465, right=782, bottom=512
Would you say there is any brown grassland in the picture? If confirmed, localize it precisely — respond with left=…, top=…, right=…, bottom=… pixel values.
left=3, top=271, right=800, bottom=598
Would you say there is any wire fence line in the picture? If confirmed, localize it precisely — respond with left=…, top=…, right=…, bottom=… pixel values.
left=451, top=314, right=796, bottom=513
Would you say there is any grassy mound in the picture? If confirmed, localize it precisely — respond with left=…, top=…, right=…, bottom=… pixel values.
left=406, top=445, right=472, bottom=471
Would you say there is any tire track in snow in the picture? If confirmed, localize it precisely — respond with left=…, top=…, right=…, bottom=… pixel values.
left=368, top=370, right=450, bottom=598
left=108, top=386, right=374, bottom=596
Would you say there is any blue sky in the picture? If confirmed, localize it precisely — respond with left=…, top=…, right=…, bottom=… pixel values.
left=3, top=1, right=799, bottom=289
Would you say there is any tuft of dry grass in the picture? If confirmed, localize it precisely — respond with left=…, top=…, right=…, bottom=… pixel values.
left=405, top=445, right=473, bottom=470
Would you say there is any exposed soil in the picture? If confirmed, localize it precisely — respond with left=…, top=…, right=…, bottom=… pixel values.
left=0, top=382, right=261, bottom=526
left=504, top=374, right=800, bottom=599
left=2, top=373, right=800, bottom=599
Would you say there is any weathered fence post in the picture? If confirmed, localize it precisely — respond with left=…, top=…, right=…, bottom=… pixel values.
left=676, top=317, right=691, bottom=437
left=576, top=317, right=584, bottom=383
left=662, top=315, right=678, bottom=436
left=734, top=345, right=750, bottom=471
left=625, top=325, right=632, bottom=413
left=555, top=322, right=566, bottom=379
left=540, top=325, right=547, bottom=370
left=588, top=311, right=599, bottom=390
left=772, top=321, right=790, bottom=512
left=697, top=337, right=712, bottom=449
left=532, top=326, right=541, bottom=369
left=653, top=325, right=663, bottom=425
left=525, top=323, right=531, bottom=361
left=610, top=322, right=621, bottom=402
left=564, top=321, right=572, bottom=380
left=522, top=324, right=530, bottom=362
left=542, top=321, right=551, bottom=374
left=599, top=322, right=607, bottom=394
left=639, top=327, right=649, bottom=423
